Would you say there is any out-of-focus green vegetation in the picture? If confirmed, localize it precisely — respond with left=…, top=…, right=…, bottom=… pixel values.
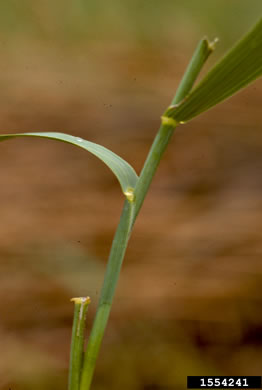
left=0, top=2, right=262, bottom=390
left=0, top=0, right=261, bottom=47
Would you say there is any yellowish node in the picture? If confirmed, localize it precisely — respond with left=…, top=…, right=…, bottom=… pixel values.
left=124, top=187, right=135, bottom=202
left=161, top=116, right=177, bottom=127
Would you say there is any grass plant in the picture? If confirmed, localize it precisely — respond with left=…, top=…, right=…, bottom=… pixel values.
left=0, top=18, right=262, bottom=390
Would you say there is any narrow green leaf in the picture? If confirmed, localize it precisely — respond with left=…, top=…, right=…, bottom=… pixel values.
left=0, top=132, right=138, bottom=195
left=166, top=18, right=262, bottom=122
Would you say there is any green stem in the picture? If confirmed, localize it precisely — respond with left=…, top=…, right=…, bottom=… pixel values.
left=69, top=297, right=91, bottom=390
left=80, top=200, right=134, bottom=390
left=134, top=37, right=216, bottom=220
left=133, top=119, right=176, bottom=221
left=79, top=37, right=215, bottom=390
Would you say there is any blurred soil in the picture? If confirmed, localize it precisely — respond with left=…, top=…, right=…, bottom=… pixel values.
left=0, top=42, right=262, bottom=389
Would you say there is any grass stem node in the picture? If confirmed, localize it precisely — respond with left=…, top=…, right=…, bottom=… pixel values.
left=160, top=116, right=177, bottom=128
left=124, top=187, right=135, bottom=202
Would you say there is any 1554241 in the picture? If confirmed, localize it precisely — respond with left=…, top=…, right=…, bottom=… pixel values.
left=200, top=378, right=248, bottom=387
left=187, top=376, right=261, bottom=389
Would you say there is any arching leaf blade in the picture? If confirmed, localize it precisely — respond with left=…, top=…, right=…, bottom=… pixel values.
left=0, top=132, right=138, bottom=194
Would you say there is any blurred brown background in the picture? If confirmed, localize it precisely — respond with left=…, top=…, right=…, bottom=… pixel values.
left=0, top=1, right=262, bottom=389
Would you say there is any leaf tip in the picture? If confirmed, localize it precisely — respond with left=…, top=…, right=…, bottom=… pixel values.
left=208, top=37, right=219, bottom=52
